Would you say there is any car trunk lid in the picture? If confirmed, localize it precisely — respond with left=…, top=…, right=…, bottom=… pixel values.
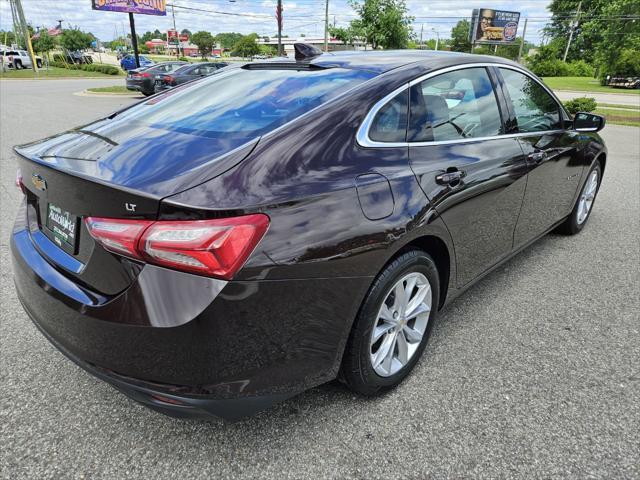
left=14, top=117, right=259, bottom=295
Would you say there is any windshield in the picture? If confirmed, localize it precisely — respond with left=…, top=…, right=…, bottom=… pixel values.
left=118, top=67, right=375, bottom=141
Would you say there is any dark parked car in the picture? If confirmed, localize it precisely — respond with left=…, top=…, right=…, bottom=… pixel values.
left=120, top=54, right=154, bottom=72
left=153, top=61, right=228, bottom=92
left=126, top=61, right=187, bottom=96
left=11, top=47, right=607, bottom=421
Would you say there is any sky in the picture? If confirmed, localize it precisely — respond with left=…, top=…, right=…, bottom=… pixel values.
left=0, top=0, right=556, bottom=44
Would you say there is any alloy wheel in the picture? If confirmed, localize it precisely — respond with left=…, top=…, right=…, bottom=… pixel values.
left=370, top=272, right=432, bottom=377
left=577, top=169, right=599, bottom=225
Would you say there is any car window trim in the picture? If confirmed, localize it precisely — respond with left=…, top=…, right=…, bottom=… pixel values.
left=357, top=62, right=567, bottom=148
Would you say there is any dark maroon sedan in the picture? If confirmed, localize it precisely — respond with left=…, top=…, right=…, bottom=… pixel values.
left=11, top=46, right=606, bottom=420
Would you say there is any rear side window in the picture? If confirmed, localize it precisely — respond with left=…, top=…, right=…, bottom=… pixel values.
left=500, top=68, right=561, bottom=132
left=120, top=67, right=375, bottom=140
left=369, top=89, right=408, bottom=142
left=409, top=67, right=502, bottom=142
left=173, top=64, right=194, bottom=75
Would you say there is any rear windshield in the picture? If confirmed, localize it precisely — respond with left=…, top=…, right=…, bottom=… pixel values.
left=118, top=67, right=375, bottom=140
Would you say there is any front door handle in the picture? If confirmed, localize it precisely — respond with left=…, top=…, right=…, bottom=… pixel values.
left=435, top=170, right=463, bottom=185
left=528, top=151, right=547, bottom=163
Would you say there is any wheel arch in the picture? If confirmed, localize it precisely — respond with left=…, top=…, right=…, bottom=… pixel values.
left=383, top=233, right=452, bottom=310
left=596, top=151, right=607, bottom=174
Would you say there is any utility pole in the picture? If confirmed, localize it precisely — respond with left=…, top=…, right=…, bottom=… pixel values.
left=276, top=0, right=283, bottom=56
left=128, top=12, right=139, bottom=68
left=517, top=18, right=528, bottom=63
left=11, top=0, right=38, bottom=73
left=563, top=0, right=581, bottom=62
left=419, top=24, right=423, bottom=49
left=171, top=5, right=179, bottom=58
left=323, top=0, right=329, bottom=52
left=9, top=0, right=22, bottom=48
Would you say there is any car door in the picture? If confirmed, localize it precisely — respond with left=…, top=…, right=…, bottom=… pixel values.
left=407, top=66, right=529, bottom=287
left=497, top=67, right=583, bottom=247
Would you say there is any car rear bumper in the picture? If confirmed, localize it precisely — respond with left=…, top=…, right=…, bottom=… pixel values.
left=21, top=302, right=293, bottom=421
left=11, top=200, right=370, bottom=419
left=126, top=79, right=152, bottom=94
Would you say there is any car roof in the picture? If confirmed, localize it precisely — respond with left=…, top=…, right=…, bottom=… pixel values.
left=253, top=50, right=518, bottom=75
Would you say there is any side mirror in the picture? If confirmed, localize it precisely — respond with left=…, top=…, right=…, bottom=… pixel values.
left=573, top=112, right=605, bottom=132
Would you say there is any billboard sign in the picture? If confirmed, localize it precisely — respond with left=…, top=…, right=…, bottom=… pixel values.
left=167, top=29, right=178, bottom=44
left=92, top=0, right=167, bottom=16
left=471, top=9, right=520, bottom=44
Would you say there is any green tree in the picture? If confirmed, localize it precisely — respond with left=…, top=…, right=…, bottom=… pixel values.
left=140, top=31, right=155, bottom=43
left=153, top=29, right=167, bottom=41
left=181, top=28, right=192, bottom=37
left=450, top=19, right=471, bottom=52
left=60, top=28, right=93, bottom=51
left=329, top=26, right=357, bottom=45
left=32, top=29, right=56, bottom=60
left=545, top=0, right=607, bottom=63
left=348, top=0, right=413, bottom=49
left=1, top=30, right=16, bottom=46
left=232, top=36, right=260, bottom=58
left=215, top=32, right=245, bottom=50
left=593, top=0, right=640, bottom=78
left=191, top=31, right=215, bottom=58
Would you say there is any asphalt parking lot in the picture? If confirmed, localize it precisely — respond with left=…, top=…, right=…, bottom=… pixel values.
left=1, top=79, right=639, bottom=479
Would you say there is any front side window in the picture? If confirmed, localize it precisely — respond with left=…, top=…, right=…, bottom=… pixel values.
left=500, top=68, right=561, bottom=132
left=369, top=89, right=408, bottom=143
left=409, top=67, right=503, bottom=142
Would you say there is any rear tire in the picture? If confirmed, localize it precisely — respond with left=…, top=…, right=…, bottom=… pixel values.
left=36, top=59, right=42, bottom=68
left=556, top=161, right=602, bottom=235
left=14, top=60, right=22, bottom=70
left=341, top=249, right=440, bottom=395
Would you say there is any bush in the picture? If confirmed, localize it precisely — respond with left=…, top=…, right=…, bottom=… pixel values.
left=178, top=56, right=190, bottom=62
left=564, top=97, right=597, bottom=114
left=48, top=60, right=119, bottom=75
left=566, top=60, right=595, bottom=77
left=52, top=53, right=66, bottom=64
left=528, top=58, right=570, bottom=77
left=81, top=63, right=120, bottom=75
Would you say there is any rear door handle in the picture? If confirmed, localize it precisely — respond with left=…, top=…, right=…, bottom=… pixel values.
left=528, top=151, right=547, bottom=163
left=435, top=170, right=463, bottom=185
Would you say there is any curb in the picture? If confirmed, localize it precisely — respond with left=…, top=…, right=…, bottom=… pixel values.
left=76, top=89, right=143, bottom=98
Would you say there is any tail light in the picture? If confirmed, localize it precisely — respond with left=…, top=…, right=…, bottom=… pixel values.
left=141, top=72, right=151, bottom=78
left=85, top=215, right=269, bottom=280
left=15, top=168, right=25, bottom=194
left=165, top=75, right=175, bottom=85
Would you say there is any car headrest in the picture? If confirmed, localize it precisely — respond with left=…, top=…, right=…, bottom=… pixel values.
left=424, top=95, right=450, bottom=127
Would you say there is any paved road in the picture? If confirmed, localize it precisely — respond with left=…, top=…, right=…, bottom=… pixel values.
left=1, top=79, right=639, bottom=479
left=554, top=90, right=640, bottom=106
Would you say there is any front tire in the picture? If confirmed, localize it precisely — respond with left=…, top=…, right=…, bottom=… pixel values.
left=14, top=60, right=22, bottom=70
left=557, top=161, right=602, bottom=235
left=341, top=249, right=440, bottom=395
left=36, top=59, right=42, bottom=68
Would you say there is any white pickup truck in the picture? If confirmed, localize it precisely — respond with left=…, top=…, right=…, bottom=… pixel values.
left=0, top=49, right=43, bottom=69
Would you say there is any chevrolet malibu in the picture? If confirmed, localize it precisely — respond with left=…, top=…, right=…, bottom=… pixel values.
left=11, top=46, right=607, bottom=421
